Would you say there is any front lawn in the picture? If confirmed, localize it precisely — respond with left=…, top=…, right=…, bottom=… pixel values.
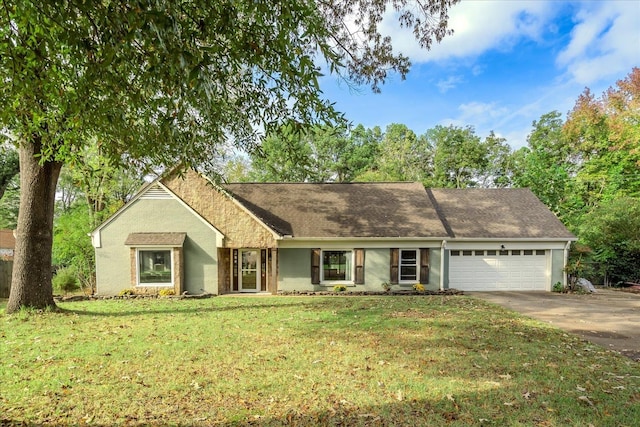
left=1, top=296, right=638, bottom=426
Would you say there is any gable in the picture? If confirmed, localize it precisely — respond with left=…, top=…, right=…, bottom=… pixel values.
left=91, top=181, right=223, bottom=248
left=161, top=170, right=280, bottom=248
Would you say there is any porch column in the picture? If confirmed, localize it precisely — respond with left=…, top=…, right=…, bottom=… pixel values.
left=269, top=248, right=278, bottom=295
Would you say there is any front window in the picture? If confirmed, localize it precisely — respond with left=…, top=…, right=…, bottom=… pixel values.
left=322, top=250, right=352, bottom=282
left=399, top=249, right=418, bottom=282
left=138, top=249, right=172, bottom=285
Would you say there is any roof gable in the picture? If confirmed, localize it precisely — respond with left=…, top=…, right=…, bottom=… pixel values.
left=225, top=182, right=450, bottom=239
left=91, top=181, right=224, bottom=248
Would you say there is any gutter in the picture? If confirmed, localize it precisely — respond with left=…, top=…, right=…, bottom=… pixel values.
left=564, top=240, right=572, bottom=288
left=440, top=240, right=447, bottom=291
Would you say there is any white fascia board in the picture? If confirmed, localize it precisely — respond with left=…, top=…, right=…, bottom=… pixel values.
left=278, top=237, right=446, bottom=249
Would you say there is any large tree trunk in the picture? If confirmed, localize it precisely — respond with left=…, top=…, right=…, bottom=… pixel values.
left=6, top=138, right=62, bottom=313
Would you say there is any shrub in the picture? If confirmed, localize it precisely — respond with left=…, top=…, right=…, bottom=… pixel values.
left=552, top=281, right=564, bottom=293
left=119, top=288, right=134, bottom=296
left=158, top=288, right=175, bottom=296
left=333, top=285, right=347, bottom=292
left=53, top=268, right=80, bottom=295
left=413, top=283, right=425, bottom=292
left=381, top=282, right=391, bottom=292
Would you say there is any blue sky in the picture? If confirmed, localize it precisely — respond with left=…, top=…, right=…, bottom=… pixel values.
left=319, top=0, right=640, bottom=148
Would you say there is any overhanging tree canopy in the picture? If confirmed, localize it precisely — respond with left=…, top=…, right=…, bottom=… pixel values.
left=0, top=0, right=459, bottom=312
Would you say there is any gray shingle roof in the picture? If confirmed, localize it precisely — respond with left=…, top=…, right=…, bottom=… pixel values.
left=428, top=188, right=576, bottom=239
left=225, top=182, right=449, bottom=238
left=125, top=232, right=187, bottom=246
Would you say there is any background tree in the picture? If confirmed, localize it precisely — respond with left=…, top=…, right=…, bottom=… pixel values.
left=0, top=175, right=19, bottom=230
left=0, top=145, right=19, bottom=200
left=481, top=132, right=514, bottom=188
left=249, top=124, right=381, bottom=182
left=563, top=69, right=640, bottom=219
left=579, top=197, right=640, bottom=286
left=52, top=204, right=97, bottom=294
left=1, top=0, right=459, bottom=312
left=511, top=111, right=576, bottom=221
left=249, top=126, right=317, bottom=182
left=362, top=123, right=430, bottom=182
left=424, top=125, right=502, bottom=188
left=345, top=124, right=382, bottom=181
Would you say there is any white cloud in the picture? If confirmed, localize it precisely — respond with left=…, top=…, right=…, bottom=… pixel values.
left=556, top=1, right=640, bottom=85
left=458, top=101, right=509, bottom=124
left=381, top=0, right=554, bottom=62
left=436, top=75, right=464, bottom=92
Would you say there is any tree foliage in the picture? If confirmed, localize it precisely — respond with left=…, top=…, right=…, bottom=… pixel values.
left=563, top=68, right=640, bottom=216
left=424, top=125, right=512, bottom=188
left=579, top=197, right=640, bottom=285
left=0, top=0, right=459, bottom=311
left=0, top=174, right=19, bottom=229
left=514, top=69, right=639, bottom=284
left=511, top=111, right=575, bottom=218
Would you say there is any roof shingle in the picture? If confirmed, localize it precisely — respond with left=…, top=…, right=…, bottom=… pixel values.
left=225, top=182, right=450, bottom=238
left=428, top=188, right=575, bottom=239
left=125, top=232, right=187, bottom=246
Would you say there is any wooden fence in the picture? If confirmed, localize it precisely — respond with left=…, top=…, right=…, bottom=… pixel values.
left=0, top=260, right=12, bottom=298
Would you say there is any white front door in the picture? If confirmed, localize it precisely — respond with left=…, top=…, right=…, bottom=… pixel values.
left=239, top=249, right=260, bottom=292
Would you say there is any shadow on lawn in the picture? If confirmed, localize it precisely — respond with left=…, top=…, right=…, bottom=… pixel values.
left=0, top=391, right=617, bottom=427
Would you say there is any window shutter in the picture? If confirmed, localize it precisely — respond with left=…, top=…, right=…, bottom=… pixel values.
left=260, top=249, right=267, bottom=292
left=420, top=248, right=430, bottom=284
left=390, top=248, right=399, bottom=284
left=232, top=249, right=239, bottom=291
left=311, top=249, right=321, bottom=285
left=354, top=249, right=365, bottom=284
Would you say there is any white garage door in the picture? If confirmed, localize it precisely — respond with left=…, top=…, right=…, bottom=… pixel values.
left=449, top=249, right=548, bottom=291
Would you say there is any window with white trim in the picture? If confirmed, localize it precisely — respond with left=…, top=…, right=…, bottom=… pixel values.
left=322, top=250, right=353, bottom=282
left=137, top=249, right=173, bottom=286
left=399, top=249, right=418, bottom=283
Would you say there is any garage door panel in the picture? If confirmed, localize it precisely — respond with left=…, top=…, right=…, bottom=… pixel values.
left=449, top=250, right=547, bottom=291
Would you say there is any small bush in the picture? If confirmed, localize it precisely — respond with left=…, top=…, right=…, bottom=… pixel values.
left=158, top=288, right=175, bottom=297
left=552, top=281, right=564, bottom=293
left=413, top=283, right=425, bottom=292
left=53, top=268, right=80, bottom=295
left=381, top=282, right=391, bottom=292
left=119, top=288, right=135, bottom=296
left=333, top=285, right=347, bottom=292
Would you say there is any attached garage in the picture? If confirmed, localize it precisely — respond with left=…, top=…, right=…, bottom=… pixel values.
left=448, top=249, right=548, bottom=291
left=427, top=188, right=576, bottom=292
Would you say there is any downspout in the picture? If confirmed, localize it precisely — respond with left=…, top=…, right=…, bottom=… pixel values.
left=440, top=240, right=447, bottom=291
left=563, top=240, right=571, bottom=289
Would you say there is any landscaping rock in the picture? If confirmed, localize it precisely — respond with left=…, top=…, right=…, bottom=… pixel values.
left=576, top=278, right=597, bottom=293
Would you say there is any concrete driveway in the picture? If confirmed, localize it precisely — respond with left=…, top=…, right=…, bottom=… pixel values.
left=471, top=289, right=640, bottom=361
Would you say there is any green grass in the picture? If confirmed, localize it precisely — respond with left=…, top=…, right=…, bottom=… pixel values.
left=1, top=296, right=638, bottom=426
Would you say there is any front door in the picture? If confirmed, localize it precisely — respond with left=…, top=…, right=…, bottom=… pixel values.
left=239, top=249, right=260, bottom=292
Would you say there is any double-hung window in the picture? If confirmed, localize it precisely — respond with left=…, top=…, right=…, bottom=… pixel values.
left=322, top=250, right=353, bottom=282
left=399, top=249, right=418, bottom=283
